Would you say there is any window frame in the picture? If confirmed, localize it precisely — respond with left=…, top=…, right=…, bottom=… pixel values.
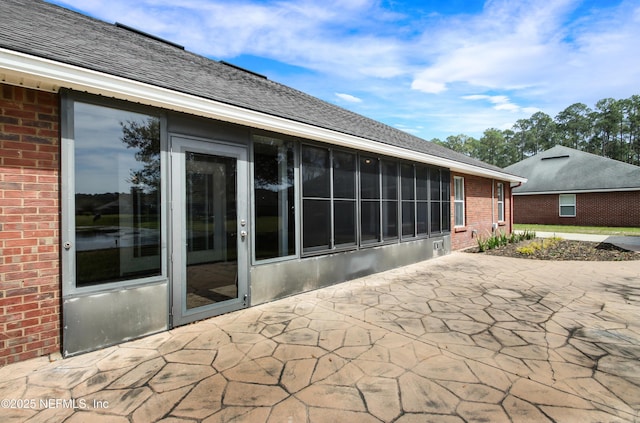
left=400, top=163, right=417, bottom=239
left=559, top=194, right=576, bottom=217
left=497, top=182, right=505, bottom=222
left=252, top=134, right=298, bottom=263
left=454, top=176, right=465, bottom=227
left=61, top=91, right=169, bottom=296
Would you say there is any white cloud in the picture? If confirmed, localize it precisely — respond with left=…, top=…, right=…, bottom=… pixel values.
left=335, top=93, right=363, bottom=103
left=46, top=0, right=640, bottom=140
left=462, top=94, right=522, bottom=112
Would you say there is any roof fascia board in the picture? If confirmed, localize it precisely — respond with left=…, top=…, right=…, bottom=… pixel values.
left=1, top=48, right=526, bottom=183
left=514, top=187, right=640, bottom=195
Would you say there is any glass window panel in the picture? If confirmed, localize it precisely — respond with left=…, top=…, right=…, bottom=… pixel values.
left=417, top=202, right=428, bottom=234
left=74, top=102, right=161, bottom=286
left=430, top=168, right=441, bottom=200
left=302, top=145, right=330, bottom=198
left=442, top=202, right=451, bottom=232
left=360, top=201, right=380, bottom=242
left=401, top=164, right=415, bottom=200
left=253, top=137, right=295, bottom=260
left=497, top=183, right=504, bottom=222
left=334, top=200, right=357, bottom=246
left=333, top=151, right=356, bottom=199
left=559, top=194, right=575, bottom=206
left=303, top=199, right=330, bottom=251
left=431, top=202, right=442, bottom=233
left=560, top=206, right=575, bottom=216
left=382, top=200, right=398, bottom=239
left=442, top=171, right=451, bottom=201
left=185, top=153, right=237, bottom=309
left=454, top=177, right=464, bottom=201
left=416, top=166, right=428, bottom=201
left=402, top=202, right=415, bottom=237
left=454, top=201, right=464, bottom=227
left=382, top=161, right=398, bottom=200
left=360, top=156, right=380, bottom=199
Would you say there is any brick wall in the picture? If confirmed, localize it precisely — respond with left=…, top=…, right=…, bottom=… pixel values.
left=0, top=84, right=60, bottom=366
left=451, top=173, right=512, bottom=250
left=513, top=191, right=640, bottom=227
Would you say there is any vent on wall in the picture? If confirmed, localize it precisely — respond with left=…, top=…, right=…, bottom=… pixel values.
left=115, top=22, right=185, bottom=50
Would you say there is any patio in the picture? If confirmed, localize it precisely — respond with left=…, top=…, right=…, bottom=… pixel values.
left=1, top=252, right=638, bottom=422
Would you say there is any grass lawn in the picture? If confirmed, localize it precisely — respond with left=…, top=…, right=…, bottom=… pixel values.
left=514, top=224, right=640, bottom=237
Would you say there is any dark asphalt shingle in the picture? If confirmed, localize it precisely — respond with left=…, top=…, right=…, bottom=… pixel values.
left=505, top=145, right=640, bottom=193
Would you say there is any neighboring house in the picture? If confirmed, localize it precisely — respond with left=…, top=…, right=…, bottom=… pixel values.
left=505, top=145, right=640, bottom=227
left=0, top=0, right=525, bottom=365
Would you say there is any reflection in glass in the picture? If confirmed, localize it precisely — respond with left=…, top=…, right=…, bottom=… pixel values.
left=361, top=201, right=380, bottom=243
left=441, top=171, right=451, bottom=232
left=401, top=164, right=415, bottom=237
left=185, top=152, right=237, bottom=309
left=360, top=157, right=379, bottom=199
left=416, top=167, right=429, bottom=235
left=333, top=151, right=356, bottom=199
left=303, top=200, right=331, bottom=250
left=253, top=136, right=295, bottom=260
left=74, top=102, right=161, bottom=286
left=334, top=200, right=356, bottom=246
left=302, top=145, right=331, bottom=252
left=302, top=145, right=330, bottom=198
left=333, top=151, right=357, bottom=247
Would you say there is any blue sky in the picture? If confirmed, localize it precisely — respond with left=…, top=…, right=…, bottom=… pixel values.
left=48, top=0, right=640, bottom=141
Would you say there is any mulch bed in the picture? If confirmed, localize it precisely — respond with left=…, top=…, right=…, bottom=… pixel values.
left=465, top=238, right=640, bottom=261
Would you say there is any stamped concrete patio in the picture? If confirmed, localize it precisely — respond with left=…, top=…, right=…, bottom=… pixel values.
left=1, top=253, right=639, bottom=422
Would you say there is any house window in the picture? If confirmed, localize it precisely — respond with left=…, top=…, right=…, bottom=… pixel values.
left=559, top=194, right=576, bottom=217
left=333, top=151, right=357, bottom=247
left=253, top=135, right=295, bottom=260
left=382, top=160, right=399, bottom=240
left=360, top=156, right=381, bottom=243
left=497, top=182, right=504, bottom=222
left=301, top=146, right=358, bottom=253
left=441, top=170, right=451, bottom=232
left=416, top=166, right=429, bottom=235
left=454, top=176, right=465, bottom=227
left=302, top=145, right=331, bottom=252
left=401, top=164, right=416, bottom=238
left=72, top=101, right=162, bottom=287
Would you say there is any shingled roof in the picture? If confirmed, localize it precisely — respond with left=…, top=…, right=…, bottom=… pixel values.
left=0, top=0, right=523, bottom=181
left=505, top=145, right=640, bottom=194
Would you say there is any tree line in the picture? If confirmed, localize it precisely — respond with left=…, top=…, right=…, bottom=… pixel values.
left=431, top=95, right=640, bottom=168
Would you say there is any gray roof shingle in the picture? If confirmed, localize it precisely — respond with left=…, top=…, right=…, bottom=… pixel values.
left=0, top=0, right=519, bottom=177
left=505, top=145, right=640, bottom=193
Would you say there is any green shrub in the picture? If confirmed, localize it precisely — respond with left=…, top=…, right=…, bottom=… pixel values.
left=477, top=229, right=539, bottom=253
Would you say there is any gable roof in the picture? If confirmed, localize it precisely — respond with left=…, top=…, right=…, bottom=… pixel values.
left=505, top=145, right=640, bottom=194
left=0, top=0, right=525, bottom=182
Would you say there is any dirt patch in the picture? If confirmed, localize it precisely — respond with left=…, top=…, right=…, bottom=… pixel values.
left=465, top=238, right=640, bottom=261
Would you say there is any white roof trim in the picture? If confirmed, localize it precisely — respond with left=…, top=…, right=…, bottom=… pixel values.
left=1, top=47, right=526, bottom=182
left=514, top=187, right=640, bottom=195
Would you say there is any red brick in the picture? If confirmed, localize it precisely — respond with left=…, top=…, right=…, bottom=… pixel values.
left=6, top=318, right=40, bottom=331
left=513, top=191, right=640, bottom=227
left=451, top=174, right=513, bottom=250
left=3, top=124, right=37, bottom=135
left=6, top=302, right=39, bottom=314
left=6, top=287, right=39, bottom=297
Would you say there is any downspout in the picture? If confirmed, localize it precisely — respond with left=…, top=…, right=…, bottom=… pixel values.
left=510, top=182, right=523, bottom=233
